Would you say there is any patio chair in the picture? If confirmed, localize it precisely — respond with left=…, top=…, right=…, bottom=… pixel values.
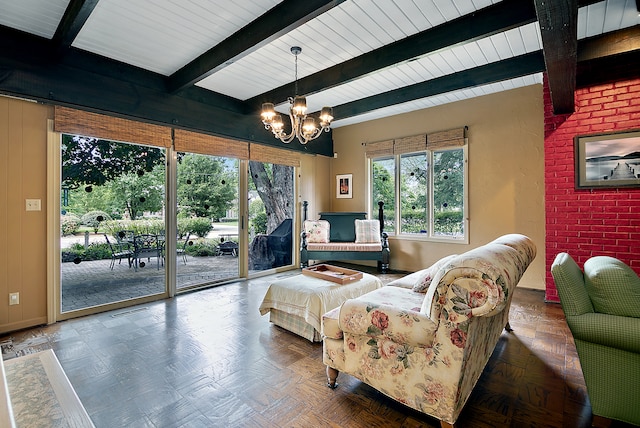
left=116, top=230, right=135, bottom=242
left=104, top=234, right=133, bottom=270
left=133, top=234, right=164, bottom=271
left=177, top=233, right=191, bottom=264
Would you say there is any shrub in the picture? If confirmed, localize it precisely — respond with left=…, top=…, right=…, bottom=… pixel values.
left=251, top=212, right=268, bottom=235
left=61, top=242, right=111, bottom=263
left=181, top=217, right=213, bottom=238
left=61, top=214, right=81, bottom=236
left=185, top=239, right=218, bottom=256
left=81, top=210, right=113, bottom=233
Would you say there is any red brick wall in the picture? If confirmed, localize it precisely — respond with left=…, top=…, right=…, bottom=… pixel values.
left=544, top=75, right=640, bottom=301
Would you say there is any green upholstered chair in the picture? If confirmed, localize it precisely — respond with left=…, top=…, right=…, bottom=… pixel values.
left=551, top=253, right=640, bottom=427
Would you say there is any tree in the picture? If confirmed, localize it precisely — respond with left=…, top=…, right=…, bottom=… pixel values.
left=433, top=149, right=464, bottom=211
left=249, top=161, right=293, bottom=233
left=61, top=135, right=164, bottom=190
left=107, top=167, right=164, bottom=219
left=177, top=154, right=237, bottom=220
left=372, top=160, right=395, bottom=209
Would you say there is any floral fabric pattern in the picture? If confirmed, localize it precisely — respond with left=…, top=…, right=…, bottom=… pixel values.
left=413, top=254, right=458, bottom=293
left=303, top=220, right=330, bottom=243
left=322, top=234, right=536, bottom=426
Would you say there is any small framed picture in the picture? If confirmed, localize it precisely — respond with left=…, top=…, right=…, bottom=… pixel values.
left=336, top=174, right=352, bottom=198
left=574, top=130, right=640, bottom=188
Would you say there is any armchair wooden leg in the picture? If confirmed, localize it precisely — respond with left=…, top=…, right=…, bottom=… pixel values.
left=591, top=415, right=612, bottom=428
left=440, top=422, right=455, bottom=428
left=504, top=321, right=513, bottom=332
left=326, top=366, right=339, bottom=389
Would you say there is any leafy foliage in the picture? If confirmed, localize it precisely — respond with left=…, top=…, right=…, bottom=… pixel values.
left=107, top=167, right=165, bottom=220
left=61, top=242, right=111, bottom=263
left=177, top=154, right=237, bottom=220
left=62, top=135, right=165, bottom=190
left=81, top=210, right=112, bottom=233
left=61, top=214, right=81, bottom=236
left=179, top=217, right=213, bottom=238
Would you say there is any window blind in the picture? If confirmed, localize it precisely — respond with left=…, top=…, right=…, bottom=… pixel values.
left=364, top=139, right=394, bottom=158
left=54, top=106, right=172, bottom=148
left=394, top=134, right=427, bottom=155
left=174, top=129, right=248, bottom=159
left=249, top=144, right=300, bottom=167
left=427, top=127, right=467, bottom=150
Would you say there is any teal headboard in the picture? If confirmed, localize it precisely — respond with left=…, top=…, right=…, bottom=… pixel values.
left=318, top=212, right=366, bottom=242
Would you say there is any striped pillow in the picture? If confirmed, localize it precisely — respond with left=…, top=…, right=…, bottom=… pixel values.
left=354, top=219, right=380, bottom=243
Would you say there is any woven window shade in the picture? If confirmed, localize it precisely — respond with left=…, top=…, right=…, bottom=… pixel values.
left=54, top=106, right=172, bottom=148
left=394, top=134, right=427, bottom=155
left=364, top=140, right=394, bottom=158
left=249, top=144, right=300, bottom=167
left=427, top=127, right=466, bottom=150
left=174, top=129, right=248, bottom=159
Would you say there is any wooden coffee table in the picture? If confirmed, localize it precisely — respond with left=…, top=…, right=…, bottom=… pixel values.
left=259, top=269, right=383, bottom=342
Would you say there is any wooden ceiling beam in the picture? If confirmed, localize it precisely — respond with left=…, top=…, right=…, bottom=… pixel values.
left=332, top=52, right=546, bottom=120
left=167, top=0, right=345, bottom=93
left=578, top=25, right=640, bottom=62
left=51, top=0, right=100, bottom=55
left=246, top=0, right=538, bottom=110
left=534, top=0, right=579, bottom=115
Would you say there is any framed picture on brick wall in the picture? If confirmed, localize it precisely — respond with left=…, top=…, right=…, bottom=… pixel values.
left=575, top=130, right=640, bottom=188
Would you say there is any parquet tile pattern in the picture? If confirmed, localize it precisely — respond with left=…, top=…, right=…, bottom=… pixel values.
left=1, top=267, right=636, bottom=427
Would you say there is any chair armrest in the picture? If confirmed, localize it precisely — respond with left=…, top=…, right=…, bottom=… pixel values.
left=567, top=313, right=640, bottom=354
left=339, top=299, right=437, bottom=348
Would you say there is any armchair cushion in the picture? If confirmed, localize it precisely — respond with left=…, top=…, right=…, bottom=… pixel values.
left=583, top=256, right=640, bottom=318
left=339, top=286, right=436, bottom=349
left=386, top=269, right=426, bottom=289
left=354, top=219, right=380, bottom=243
left=304, top=220, right=330, bottom=243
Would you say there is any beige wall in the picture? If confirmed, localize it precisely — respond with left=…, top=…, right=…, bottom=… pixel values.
left=0, top=85, right=545, bottom=333
left=0, top=97, right=52, bottom=333
left=331, top=85, right=546, bottom=290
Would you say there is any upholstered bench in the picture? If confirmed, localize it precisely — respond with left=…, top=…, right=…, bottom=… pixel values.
left=259, top=271, right=383, bottom=342
left=300, top=201, right=390, bottom=273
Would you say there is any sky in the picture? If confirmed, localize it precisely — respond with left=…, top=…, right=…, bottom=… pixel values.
left=584, top=136, right=640, bottom=158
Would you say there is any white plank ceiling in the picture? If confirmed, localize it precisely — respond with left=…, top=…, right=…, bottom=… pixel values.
left=0, top=0, right=638, bottom=128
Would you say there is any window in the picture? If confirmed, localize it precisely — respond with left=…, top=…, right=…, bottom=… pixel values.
left=370, top=135, right=467, bottom=242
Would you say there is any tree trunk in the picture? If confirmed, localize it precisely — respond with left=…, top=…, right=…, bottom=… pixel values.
left=249, top=161, right=293, bottom=233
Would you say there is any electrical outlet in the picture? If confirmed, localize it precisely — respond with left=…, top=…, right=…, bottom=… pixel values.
left=25, top=199, right=41, bottom=211
left=9, top=292, right=19, bottom=305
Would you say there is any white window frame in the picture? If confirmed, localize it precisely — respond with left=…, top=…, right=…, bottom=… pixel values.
left=369, top=143, right=468, bottom=244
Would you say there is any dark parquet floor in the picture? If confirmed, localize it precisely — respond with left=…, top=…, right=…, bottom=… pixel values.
left=1, top=266, right=635, bottom=428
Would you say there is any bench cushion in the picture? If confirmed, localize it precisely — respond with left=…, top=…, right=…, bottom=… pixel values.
left=306, top=242, right=382, bottom=252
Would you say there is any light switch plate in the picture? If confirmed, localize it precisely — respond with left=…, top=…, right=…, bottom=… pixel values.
left=9, top=292, right=19, bottom=305
left=26, top=199, right=41, bottom=211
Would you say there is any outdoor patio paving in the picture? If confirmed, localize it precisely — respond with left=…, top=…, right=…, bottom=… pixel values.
left=61, top=254, right=240, bottom=312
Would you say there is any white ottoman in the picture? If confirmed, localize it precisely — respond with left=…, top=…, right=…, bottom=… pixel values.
left=259, top=271, right=383, bottom=342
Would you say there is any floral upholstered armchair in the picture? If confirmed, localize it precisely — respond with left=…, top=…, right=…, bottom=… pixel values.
left=322, top=234, right=536, bottom=428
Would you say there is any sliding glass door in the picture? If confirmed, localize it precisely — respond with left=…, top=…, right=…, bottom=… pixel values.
left=247, top=160, right=295, bottom=274
left=176, top=153, right=240, bottom=289
left=56, top=129, right=297, bottom=318
left=60, top=134, right=166, bottom=313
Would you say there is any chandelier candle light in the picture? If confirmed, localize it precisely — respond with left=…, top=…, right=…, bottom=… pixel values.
left=261, top=46, right=333, bottom=145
